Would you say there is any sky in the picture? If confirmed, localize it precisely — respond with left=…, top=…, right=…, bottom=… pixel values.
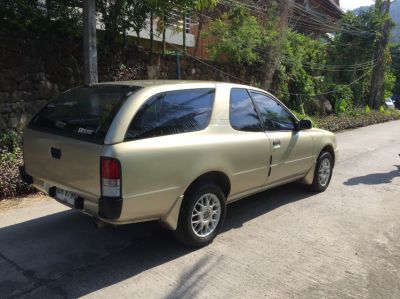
left=340, top=0, right=375, bottom=11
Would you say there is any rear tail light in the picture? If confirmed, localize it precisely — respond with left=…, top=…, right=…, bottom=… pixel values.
left=101, top=157, right=121, bottom=198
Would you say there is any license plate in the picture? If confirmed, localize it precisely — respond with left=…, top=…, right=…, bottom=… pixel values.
left=55, top=188, right=78, bottom=206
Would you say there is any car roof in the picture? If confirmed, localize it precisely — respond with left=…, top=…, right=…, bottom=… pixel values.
left=97, top=80, right=215, bottom=87
left=95, top=80, right=262, bottom=90
left=94, top=80, right=272, bottom=96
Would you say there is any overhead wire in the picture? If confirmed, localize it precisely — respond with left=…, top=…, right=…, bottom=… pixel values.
left=220, top=0, right=376, bottom=36
left=142, top=1, right=376, bottom=97
left=171, top=1, right=377, bottom=72
left=143, top=25, right=375, bottom=97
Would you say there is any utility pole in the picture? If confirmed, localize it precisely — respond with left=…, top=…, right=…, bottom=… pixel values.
left=83, top=0, right=98, bottom=85
left=369, top=0, right=391, bottom=110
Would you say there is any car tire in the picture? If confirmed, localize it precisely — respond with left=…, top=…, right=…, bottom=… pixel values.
left=173, top=183, right=226, bottom=247
left=310, top=151, right=333, bottom=192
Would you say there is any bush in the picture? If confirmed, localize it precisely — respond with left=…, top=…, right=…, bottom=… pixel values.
left=316, top=110, right=400, bottom=132
left=328, top=84, right=353, bottom=115
left=0, top=131, right=35, bottom=199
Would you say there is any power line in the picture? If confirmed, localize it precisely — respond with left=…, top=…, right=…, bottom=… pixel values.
left=219, top=0, right=376, bottom=36
left=143, top=27, right=374, bottom=97
left=173, top=3, right=377, bottom=71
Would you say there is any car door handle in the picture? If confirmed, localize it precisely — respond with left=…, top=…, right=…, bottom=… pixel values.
left=272, top=140, right=281, bottom=149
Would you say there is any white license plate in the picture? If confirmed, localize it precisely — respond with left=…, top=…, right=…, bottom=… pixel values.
left=55, top=188, right=78, bottom=206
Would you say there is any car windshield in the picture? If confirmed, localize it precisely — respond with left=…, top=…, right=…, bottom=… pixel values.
left=28, top=85, right=140, bottom=143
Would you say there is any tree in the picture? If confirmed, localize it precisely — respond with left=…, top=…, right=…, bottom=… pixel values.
left=261, top=0, right=293, bottom=90
left=390, top=43, right=400, bottom=97
left=369, top=0, right=393, bottom=110
left=328, top=11, right=377, bottom=106
left=0, top=0, right=81, bottom=36
left=96, top=0, right=126, bottom=44
left=154, top=0, right=177, bottom=54
left=123, top=0, right=150, bottom=46
left=205, top=5, right=266, bottom=65
left=276, top=30, right=327, bottom=110
left=193, top=0, right=217, bottom=57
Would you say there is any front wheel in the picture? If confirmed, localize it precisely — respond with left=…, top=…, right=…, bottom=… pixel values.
left=310, top=151, right=333, bottom=192
left=173, top=183, right=226, bottom=247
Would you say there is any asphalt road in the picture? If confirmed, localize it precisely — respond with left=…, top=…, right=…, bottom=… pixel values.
left=1, top=121, right=400, bottom=299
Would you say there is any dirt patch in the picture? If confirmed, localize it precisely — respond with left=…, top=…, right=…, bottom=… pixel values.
left=0, top=193, right=49, bottom=212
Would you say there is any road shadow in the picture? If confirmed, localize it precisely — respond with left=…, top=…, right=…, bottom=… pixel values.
left=343, top=165, right=400, bottom=186
left=0, top=183, right=313, bottom=298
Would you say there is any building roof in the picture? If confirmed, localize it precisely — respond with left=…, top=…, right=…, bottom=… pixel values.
left=327, top=0, right=345, bottom=14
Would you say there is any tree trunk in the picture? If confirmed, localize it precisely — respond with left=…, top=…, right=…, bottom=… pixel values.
left=261, top=0, right=294, bottom=90
left=194, top=13, right=204, bottom=58
left=136, top=30, right=140, bottom=46
left=46, top=0, right=52, bottom=19
left=369, top=0, right=391, bottom=110
left=150, top=11, right=154, bottom=55
left=183, top=14, right=187, bottom=54
left=162, top=28, right=166, bottom=55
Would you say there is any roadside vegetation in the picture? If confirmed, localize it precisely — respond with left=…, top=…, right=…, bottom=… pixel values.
left=1, top=0, right=400, bottom=199
left=0, top=132, right=34, bottom=199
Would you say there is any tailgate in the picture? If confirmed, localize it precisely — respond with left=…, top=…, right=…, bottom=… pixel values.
left=24, top=128, right=103, bottom=200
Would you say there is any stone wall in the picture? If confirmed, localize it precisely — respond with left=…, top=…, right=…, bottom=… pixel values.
left=0, top=31, right=83, bottom=131
left=0, top=31, right=262, bottom=132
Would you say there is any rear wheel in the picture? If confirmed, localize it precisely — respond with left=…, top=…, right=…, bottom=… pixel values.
left=174, top=183, right=226, bottom=247
left=311, top=151, right=333, bottom=192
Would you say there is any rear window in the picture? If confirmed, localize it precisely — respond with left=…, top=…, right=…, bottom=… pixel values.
left=125, top=88, right=215, bottom=141
left=28, top=85, right=140, bottom=143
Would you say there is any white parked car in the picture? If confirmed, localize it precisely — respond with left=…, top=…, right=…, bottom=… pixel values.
left=385, top=97, right=395, bottom=109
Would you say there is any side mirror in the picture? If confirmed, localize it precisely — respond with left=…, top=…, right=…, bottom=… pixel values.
left=297, top=119, right=312, bottom=130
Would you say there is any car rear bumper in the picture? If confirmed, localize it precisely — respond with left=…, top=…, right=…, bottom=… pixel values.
left=98, top=197, right=123, bottom=220
left=22, top=169, right=123, bottom=222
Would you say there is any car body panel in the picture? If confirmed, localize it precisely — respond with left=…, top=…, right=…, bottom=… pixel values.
left=267, top=130, right=314, bottom=183
left=103, top=125, right=270, bottom=223
left=22, top=80, right=338, bottom=230
left=24, top=128, right=102, bottom=203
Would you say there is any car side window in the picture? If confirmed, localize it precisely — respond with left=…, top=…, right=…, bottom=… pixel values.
left=125, top=88, right=215, bottom=141
left=230, top=88, right=262, bottom=132
left=250, top=91, right=295, bottom=131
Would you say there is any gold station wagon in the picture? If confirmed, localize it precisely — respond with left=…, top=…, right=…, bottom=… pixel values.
left=21, top=81, right=338, bottom=246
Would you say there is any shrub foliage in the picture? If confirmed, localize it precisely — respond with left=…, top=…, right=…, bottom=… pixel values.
left=0, top=132, right=35, bottom=199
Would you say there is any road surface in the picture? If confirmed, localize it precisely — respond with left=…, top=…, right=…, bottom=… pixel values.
left=1, top=121, right=400, bottom=298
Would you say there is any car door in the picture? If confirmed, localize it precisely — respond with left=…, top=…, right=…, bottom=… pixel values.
left=227, top=88, right=271, bottom=198
left=249, top=91, right=314, bottom=184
